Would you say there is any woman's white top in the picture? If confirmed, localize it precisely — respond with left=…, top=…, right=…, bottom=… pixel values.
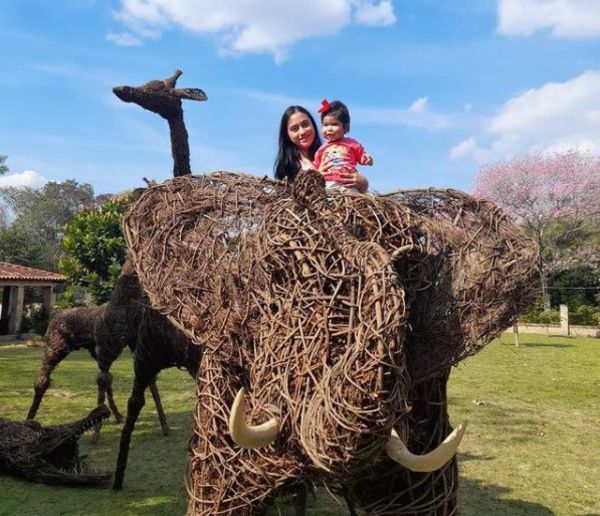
left=299, top=155, right=314, bottom=171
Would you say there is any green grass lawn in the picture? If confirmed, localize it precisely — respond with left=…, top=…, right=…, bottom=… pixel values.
left=0, top=333, right=598, bottom=515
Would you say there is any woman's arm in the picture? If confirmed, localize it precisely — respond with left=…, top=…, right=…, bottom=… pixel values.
left=354, top=172, right=369, bottom=193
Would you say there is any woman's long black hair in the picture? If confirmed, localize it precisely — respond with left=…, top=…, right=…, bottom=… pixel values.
left=274, top=106, right=322, bottom=182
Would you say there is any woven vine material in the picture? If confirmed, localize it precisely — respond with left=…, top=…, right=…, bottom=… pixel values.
left=0, top=406, right=112, bottom=485
left=379, top=188, right=540, bottom=380
left=346, top=371, right=458, bottom=515
left=123, top=170, right=539, bottom=514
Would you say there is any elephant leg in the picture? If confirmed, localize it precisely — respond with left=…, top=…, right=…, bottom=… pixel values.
left=346, top=458, right=457, bottom=515
left=345, top=500, right=358, bottom=516
left=27, top=344, right=70, bottom=420
left=347, top=373, right=458, bottom=515
left=190, top=430, right=290, bottom=515
left=189, top=354, right=297, bottom=515
left=113, top=378, right=147, bottom=490
left=292, top=484, right=307, bottom=516
left=341, top=488, right=358, bottom=516
left=147, top=380, right=169, bottom=436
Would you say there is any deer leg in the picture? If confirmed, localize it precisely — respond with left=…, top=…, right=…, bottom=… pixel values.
left=95, top=350, right=123, bottom=424
left=90, top=370, right=109, bottom=444
left=27, top=345, right=70, bottom=420
left=113, top=378, right=147, bottom=490
left=92, top=365, right=124, bottom=443
left=94, top=340, right=126, bottom=426
left=148, top=380, right=170, bottom=436
left=104, top=370, right=123, bottom=423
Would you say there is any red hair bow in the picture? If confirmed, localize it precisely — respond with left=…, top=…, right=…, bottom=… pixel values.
left=318, top=99, right=330, bottom=113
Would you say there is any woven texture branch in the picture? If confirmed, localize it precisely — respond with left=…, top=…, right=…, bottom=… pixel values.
left=123, top=170, right=539, bottom=514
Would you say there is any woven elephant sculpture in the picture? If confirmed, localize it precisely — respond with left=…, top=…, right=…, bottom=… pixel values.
left=123, top=170, right=538, bottom=515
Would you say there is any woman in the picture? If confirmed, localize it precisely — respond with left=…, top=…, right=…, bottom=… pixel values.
left=274, top=105, right=368, bottom=192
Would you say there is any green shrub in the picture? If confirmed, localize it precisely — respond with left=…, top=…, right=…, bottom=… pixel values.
left=548, top=266, right=600, bottom=309
left=520, top=297, right=560, bottom=324
left=520, top=297, right=599, bottom=326
left=569, top=305, right=600, bottom=326
left=54, top=284, right=90, bottom=309
left=528, top=310, right=560, bottom=325
left=20, top=304, right=50, bottom=335
left=59, top=193, right=133, bottom=304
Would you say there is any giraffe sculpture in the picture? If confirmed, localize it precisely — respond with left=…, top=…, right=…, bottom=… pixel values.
left=113, top=69, right=207, bottom=177
left=109, top=69, right=206, bottom=489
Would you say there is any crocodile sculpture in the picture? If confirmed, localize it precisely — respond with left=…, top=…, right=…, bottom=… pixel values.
left=0, top=406, right=112, bottom=485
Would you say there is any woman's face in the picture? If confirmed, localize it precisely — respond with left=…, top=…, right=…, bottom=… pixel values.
left=286, top=112, right=316, bottom=152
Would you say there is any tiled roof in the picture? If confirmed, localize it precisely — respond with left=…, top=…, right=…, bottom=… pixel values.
left=0, top=262, right=67, bottom=283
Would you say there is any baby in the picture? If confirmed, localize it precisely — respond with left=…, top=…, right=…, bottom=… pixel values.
left=313, top=99, right=373, bottom=191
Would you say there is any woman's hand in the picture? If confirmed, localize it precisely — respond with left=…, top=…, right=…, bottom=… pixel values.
left=334, top=166, right=369, bottom=193
left=354, top=172, right=369, bottom=193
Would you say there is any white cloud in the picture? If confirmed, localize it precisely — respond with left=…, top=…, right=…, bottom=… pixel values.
left=450, top=137, right=477, bottom=160
left=497, top=0, right=600, bottom=39
left=449, top=70, right=600, bottom=161
left=0, top=170, right=48, bottom=189
left=353, top=0, right=396, bottom=26
left=106, top=31, right=142, bottom=46
left=408, top=97, right=428, bottom=114
left=112, top=0, right=396, bottom=60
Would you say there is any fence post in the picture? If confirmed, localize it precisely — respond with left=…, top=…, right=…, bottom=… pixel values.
left=560, top=304, right=569, bottom=336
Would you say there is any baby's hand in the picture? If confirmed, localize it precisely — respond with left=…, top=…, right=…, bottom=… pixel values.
left=360, top=153, right=373, bottom=166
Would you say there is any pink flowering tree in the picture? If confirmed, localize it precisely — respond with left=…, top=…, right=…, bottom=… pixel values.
left=473, top=150, right=600, bottom=304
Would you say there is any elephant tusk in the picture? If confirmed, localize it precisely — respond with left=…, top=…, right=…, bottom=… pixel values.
left=228, top=388, right=280, bottom=449
left=385, top=422, right=467, bottom=472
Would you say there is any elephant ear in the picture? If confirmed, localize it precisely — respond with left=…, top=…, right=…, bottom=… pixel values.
left=122, top=172, right=286, bottom=358
left=384, top=189, right=540, bottom=380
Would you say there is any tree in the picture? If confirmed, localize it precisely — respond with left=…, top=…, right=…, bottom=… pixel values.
left=0, top=223, right=47, bottom=268
left=0, top=180, right=95, bottom=271
left=59, top=192, right=135, bottom=304
left=473, top=150, right=600, bottom=305
left=548, top=266, right=600, bottom=309
left=1, top=179, right=94, bottom=222
left=543, top=219, right=600, bottom=275
left=0, top=155, right=8, bottom=175
left=0, top=155, right=9, bottom=228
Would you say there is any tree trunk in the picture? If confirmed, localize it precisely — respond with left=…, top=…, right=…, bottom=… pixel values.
left=536, top=229, right=550, bottom=310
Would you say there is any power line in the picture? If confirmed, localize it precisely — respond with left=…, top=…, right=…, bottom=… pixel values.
left=543, top=287, right=600, bottom=290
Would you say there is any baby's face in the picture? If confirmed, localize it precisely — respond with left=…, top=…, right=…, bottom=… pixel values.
left=321, top=115, right=346, bottom=142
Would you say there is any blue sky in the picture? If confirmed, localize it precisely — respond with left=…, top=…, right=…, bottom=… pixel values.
left=0, top=0, right=598, bottom=194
